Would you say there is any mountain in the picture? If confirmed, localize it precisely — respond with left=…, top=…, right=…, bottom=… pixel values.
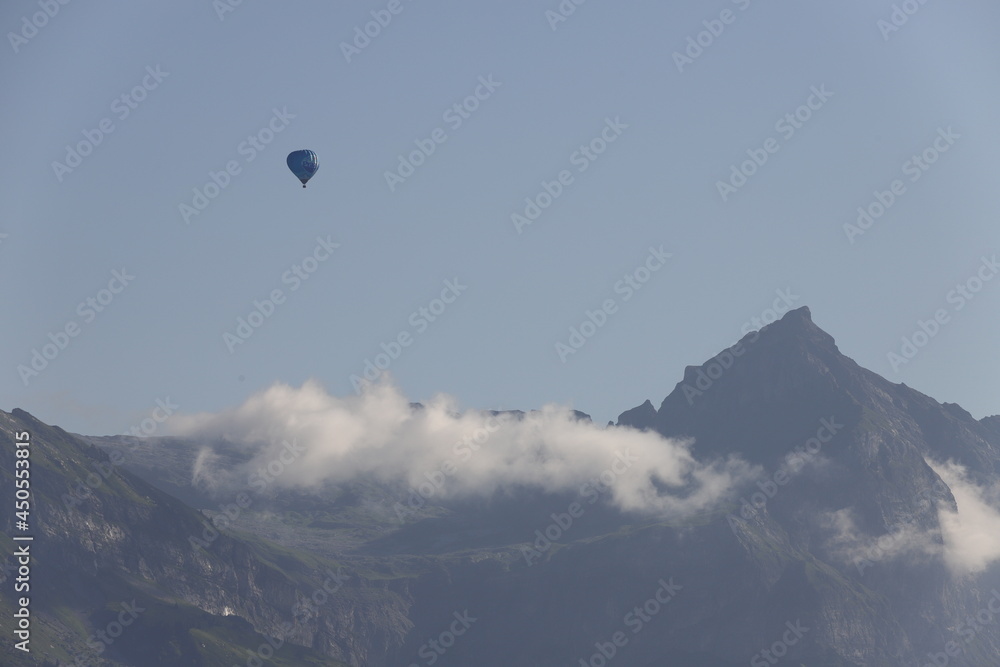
left=623, top=306, right=999, bottom=473
left=3, top=306, right=1000, bottom=665
left=616, top=306, right=1000, bottom=663
left=620, top=307, right=1000, bottom=542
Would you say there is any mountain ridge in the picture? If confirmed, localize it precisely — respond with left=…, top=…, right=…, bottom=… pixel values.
left=4, top=306, right=1000, bottom=665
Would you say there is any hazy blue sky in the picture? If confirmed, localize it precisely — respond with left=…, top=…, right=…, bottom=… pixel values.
left=3, top=0, right=998, bottom=435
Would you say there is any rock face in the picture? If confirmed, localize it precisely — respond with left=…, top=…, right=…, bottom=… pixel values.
left=3, top=306, right=1000, bottom=665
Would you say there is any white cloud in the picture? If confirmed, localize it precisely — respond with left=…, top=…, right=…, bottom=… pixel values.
left=824, top=459, right=1000, bottom=577
left=166, top=378, right=755, bottom=517
left=932, top=460, right=1000, bottom=575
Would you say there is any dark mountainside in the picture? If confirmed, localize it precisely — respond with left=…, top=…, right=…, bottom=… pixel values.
left=0, top=408, right=358, bottom=666
left=3, top=306, right=1000, bottom=665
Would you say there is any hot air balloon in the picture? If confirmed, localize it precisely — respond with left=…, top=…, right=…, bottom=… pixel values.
left=287, top=150, right=319, bottom=188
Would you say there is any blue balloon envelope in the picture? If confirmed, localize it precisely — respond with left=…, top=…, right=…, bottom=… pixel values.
left=287, top=150, right=319, bottom=188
